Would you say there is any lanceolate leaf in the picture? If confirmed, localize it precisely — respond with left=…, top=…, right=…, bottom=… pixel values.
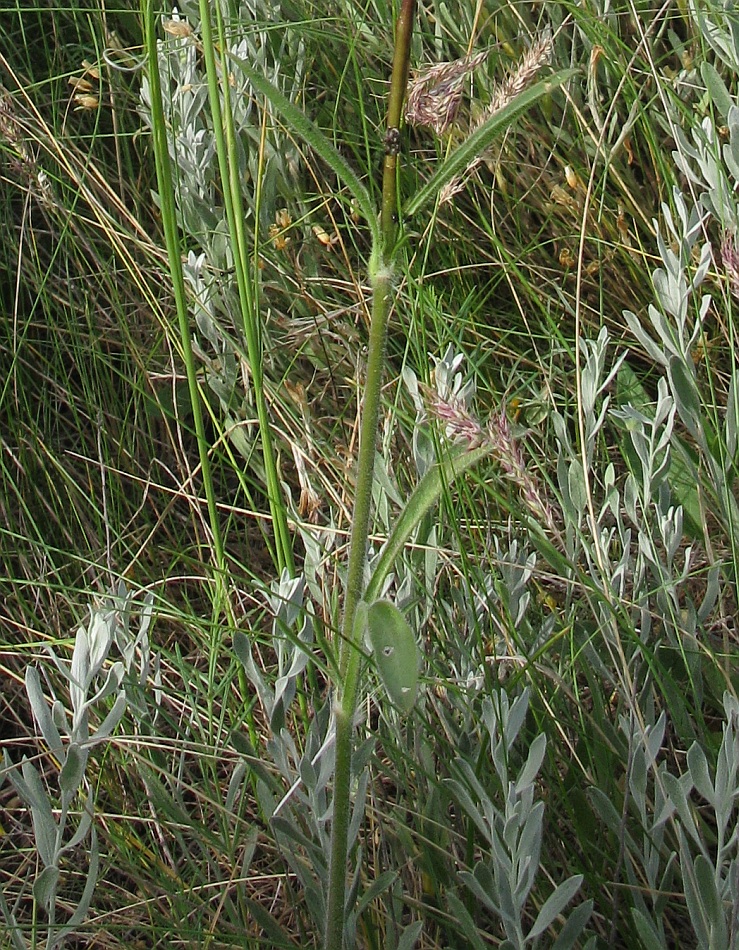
left=229, top=51, right=379, bottom=248
left=366, top=600, right=419, bottom=715
left=365, top=444, right=492, bottom=604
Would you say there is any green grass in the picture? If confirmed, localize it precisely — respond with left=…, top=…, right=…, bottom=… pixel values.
left=2, top=0, right=739, bottom=947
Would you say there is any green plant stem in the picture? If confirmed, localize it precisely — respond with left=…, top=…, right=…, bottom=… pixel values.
left=324, top=3, right=416, bottom=948
left=199, top=0, right=295, bottom=577
left=142, top=0, right=226, bottom=591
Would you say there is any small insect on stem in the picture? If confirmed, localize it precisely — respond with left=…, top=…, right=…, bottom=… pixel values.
left=384, top=126, right=401, bottom=156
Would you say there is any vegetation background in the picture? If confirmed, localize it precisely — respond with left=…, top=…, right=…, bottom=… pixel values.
left=2, top=0, right=739, bottom=947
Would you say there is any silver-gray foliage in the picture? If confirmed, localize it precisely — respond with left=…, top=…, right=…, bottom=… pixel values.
left=1, top=582, right=157, bottom=949
left=445, top=688, right=593, bottom=948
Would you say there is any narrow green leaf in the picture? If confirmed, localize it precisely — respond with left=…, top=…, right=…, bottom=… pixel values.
left=0, top=888, right=26, bottom=950
left=229, top=51, right=379, bottom=247
left=586, top=787, right=621, bottom=836
left=442, top=892, right=488, bottom=950
left=365, top=444, right=492, bottom=604
left=57, top=826, right=100, bottom=935
left=551, top=900, right=594, bottom=950
left=630, top=908, right=666, bottom=950
left=397, top=920, right=424, bottom=950
left=355, top=870, right=397, bottom=917
left=667, top=357, right=701, bottom=440
left=242, top=896, right=294, bottom=948
left=459, top=867, right=503, bottom=917
left=366, top=600, right=419, bottom=715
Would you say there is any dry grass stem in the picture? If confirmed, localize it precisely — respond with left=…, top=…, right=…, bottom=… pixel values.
left=0, top=90, right=53, bottom=204
left=721, top=232, right=739, bottom=298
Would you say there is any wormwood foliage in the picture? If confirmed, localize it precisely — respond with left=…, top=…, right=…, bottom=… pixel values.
left=1, top=585, right=157, bottom=949
left=3, top=0, right=739, bottom=946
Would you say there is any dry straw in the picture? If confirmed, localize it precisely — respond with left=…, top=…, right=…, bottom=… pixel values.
left=0, top=89, right=54, bottom=205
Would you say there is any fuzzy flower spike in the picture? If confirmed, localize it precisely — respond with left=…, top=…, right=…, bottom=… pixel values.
left=405, top=50, right=488, bottom=137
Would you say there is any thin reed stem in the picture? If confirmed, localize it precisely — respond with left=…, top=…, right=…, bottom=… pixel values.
left=142, top=0, right=227, bottom=596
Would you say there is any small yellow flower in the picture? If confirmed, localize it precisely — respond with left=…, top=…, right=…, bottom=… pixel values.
left=162, top=19, right=193, bottom=38
left=74, top=94, right=99, bottom=112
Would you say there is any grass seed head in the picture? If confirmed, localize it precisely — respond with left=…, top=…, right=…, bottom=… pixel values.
left=405, top=50, right=488, bottom=136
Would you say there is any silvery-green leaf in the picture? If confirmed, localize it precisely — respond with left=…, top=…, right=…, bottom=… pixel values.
left=679, top=828, right=710, bottom=946
left=91, top=661, right=125, bottom=705
left=53, top=826, right=100, bottom=942
left=59, top=743, right=87, bottom=797
left=70, top=626, right=91, bottom=713
left=527, top=874, right=583, bottom=940
left=444, top=775, right=492, bottom=843
left=725, top=372, right=738, bottom=465
left=645, top=712, right=667, bottom=766
left=551, top=899, right=594, bottom=950
left=687, top=742, right=715, bottom=807
left=698, top=564, right=721, bottom=623
left=693, top=853, right=726, bottom=943
left=52, top=699, right=70, bottom=738
left=233, top=630, right=274, bottom=721
left=662, top=772, right=701, bottom=846
left=26, top=667, right=63, bottom=758
left=225, top=760, right=247, bottom=813
left=62, top=793, right=93, bottom=852
left=517, top=732, right=547, bottom=789
left=86, top=608, right=116, bottom=677
left=90, top=691, right=127, bottom=744
left=630, top=908, right=667, bottom=950
left=567, top=461, right=587, bottom=515
left=517, top=803, right=544, bottom=890
left=503, top=688, right=530, bottom=752
left=366, top=600, right=419, bottom=715
left=33, top=864, right=60, bottom=911
left=701, top=62, right=732, bottom=120
left=397, top=920, right=424, bottom=950
left=20, top=760, right=57, bottom=868
left=586, top=787, right=621, bottom=835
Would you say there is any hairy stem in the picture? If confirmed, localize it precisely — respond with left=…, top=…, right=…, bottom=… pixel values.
left=324, top=2, right=416, bottom=947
